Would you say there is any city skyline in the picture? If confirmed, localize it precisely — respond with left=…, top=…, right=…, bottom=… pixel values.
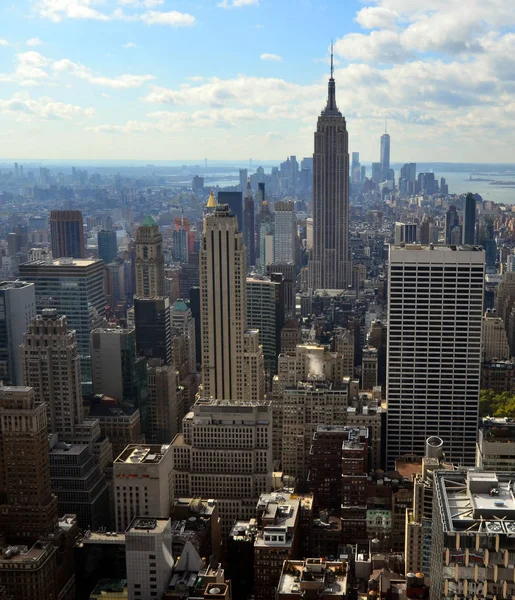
left=0, top=0, right=514, bottom=161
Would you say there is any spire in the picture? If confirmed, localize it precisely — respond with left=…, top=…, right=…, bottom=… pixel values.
left=322, top=42, right=341, bottom=117
left=206, top=189, right=216, bottom=208
left=385, top=119, right=388, bottom=134
left=246, top=177, right=252, bottom=197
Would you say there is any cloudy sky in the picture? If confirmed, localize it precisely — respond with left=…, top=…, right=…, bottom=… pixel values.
left=1, top=0, right=515, bottom=162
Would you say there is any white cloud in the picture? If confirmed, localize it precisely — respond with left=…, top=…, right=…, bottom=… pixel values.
left=118, top=0, right=163, bottom=6
left=336, top=0, right=515, bottom=64
left=260, top=53, right=282, bottom=62
left=140, top=10, right=195, bottom=26
left=35, top=0, right=195, bottom=26
left=123, top=42, right=137, bottom=48
left=0, top=92, right=95, bottom=121
left=26, top=37, right=43, bottom=47
left=0, top=51, right=155, bottom=89
left=36, top=0, right=111, bottom=22
left=53, top=57, right=155, bottom=88
left=355, top=6, right=398, bottom=30
left=0, top=39, right=10, bottom=47
left=218, top=0, right=259, bottom=8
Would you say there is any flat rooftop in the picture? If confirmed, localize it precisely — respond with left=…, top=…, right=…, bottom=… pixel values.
left=115, top=445, right=169, bottom=464
left=436, top=470, right=515, bottom=533
left=21, top=258, right=101, bottom=267
left=277, top=559, right=347, bottom=597
left=391, top=243, right=484, bottom=252
left=0, top=541, right=54, bottom=565
left=0, top=281, right=32, bottom=290
left=127, top=517, right=170, bottom=534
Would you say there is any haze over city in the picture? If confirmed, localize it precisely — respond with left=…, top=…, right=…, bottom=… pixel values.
left=1, top=0, right=515, bottom=161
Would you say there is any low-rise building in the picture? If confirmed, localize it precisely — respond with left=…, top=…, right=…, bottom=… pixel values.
left=276, top=558, right=348, bottom=599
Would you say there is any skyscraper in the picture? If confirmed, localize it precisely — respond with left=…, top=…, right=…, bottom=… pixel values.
left=380, top=128, right=391, bottom=181
left=243, top=179, right=256, bottom=267
left=273, top=200, right=296, bottom=265
left=135, top=215, right=165, bottom=298
left=200, top=204, right=264, bottom=401
left=462, top=192, right=477, bottom=245
left=97, top=229, right=118, bottom=264
left=444, top=205, right=460, bottom=245
left=134, top=297, right=172, bottom=365
left=19, top=257, right=106, bottom=379
left=0, top=385, right=58, bottom=541
left=50, top=210, right=85, bottom=259
left=0, top=281, right=36, bottom=385
left=21, top=310, right=85, bottom=437
left=308, top=49, right=351, bottom=290
left=386, top=245, right=485, bottom=468
left=91, top=327, right=144, bottom=405
left=218, top=191, right=243, bottom=233
left=239, top=168, right=248, bottom=194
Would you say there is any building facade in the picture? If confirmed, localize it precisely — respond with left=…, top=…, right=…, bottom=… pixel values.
left=0, top=281, right=36, bottom=386
left=386, top=245, right=485, bottom=468
left=0, top=385, right=58, bottom=541
left=171, top=399, right=273, bottom=536
left=135, top=215, right=165, bottom=298
left=114, top=445, right=173, bottom=532
left=19, top=258, right=106, bottom=379
left=50, top=209, right=85, bottom=259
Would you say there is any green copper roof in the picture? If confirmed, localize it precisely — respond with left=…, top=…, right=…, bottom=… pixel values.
left=173, top=300, right=188, bottom=312
left=141, top=215, right=158, bottom=227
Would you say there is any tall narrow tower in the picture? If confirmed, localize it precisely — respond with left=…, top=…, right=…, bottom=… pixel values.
left=135, top=215, right=165, bottom=297
left=244, top=179, right=256, bottom=267
left=201, top=204, right=247, bottom=400
left=200, top=204, right=264, bottom=401
left=308, top=47, right=351, bottom=290
left=380, top=123, right=391, bottom=181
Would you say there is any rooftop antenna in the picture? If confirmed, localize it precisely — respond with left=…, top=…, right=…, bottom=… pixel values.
left=385, top=119, right=387, bottom=134
left=330, top=40, right=334, bottom=79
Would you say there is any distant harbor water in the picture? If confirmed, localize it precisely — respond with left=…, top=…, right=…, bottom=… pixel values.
left=438, top=172, right=515, bottom=204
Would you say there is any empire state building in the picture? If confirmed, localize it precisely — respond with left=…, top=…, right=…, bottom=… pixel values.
left=308, top=51, right=351, bottom=290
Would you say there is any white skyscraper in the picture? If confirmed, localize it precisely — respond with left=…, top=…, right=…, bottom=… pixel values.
left=386, top=245, right=485, bottom=468
left=200, top=203, right=264, bottom=402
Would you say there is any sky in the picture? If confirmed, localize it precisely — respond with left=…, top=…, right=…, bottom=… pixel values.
left=1, top=0, right=515, bottom=162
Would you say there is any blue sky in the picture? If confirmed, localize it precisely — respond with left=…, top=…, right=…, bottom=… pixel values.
left=1, top=0, right=515, bottom=162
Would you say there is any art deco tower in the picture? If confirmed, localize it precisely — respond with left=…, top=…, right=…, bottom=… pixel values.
left=135, top=215, right=165, bottom=297
left=308, top=49, right=351, bottom=290
left=200, top=204, right=264, bottom=401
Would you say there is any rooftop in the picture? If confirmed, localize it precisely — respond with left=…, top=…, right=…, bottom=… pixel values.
left=126, top=517, right=170, bottom=535
left=436, top=470, right=515, bottom=533
left=90, top=579, right=127, bottom=595
left=0, top=281, right=33, bottom=290
left=114, top=444, right=169, bottom=464
left=21, top=258, right=101, bottom=268
left=0, top=541, right=54, bottom=566
left=277, top=559, right=347, bottom=597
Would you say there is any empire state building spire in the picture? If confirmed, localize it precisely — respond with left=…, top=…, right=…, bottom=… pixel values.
left=322, top=42, right=341, bottom=116
left=308, top=45, right=351, bottom=290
